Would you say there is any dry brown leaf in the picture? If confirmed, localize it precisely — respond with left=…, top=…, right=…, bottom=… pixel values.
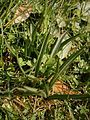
left=53, top=81, right=80, bottom=94
left=13, top=3, right=32, bottom=24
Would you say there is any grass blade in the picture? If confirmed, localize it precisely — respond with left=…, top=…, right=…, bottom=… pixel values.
left=51, top=33, right=80, bottom=57
left=5, top=40, right=16, bottom=56
left=47, top=94, right=90, bottom=100
left=12, top=86, right=46, bottom=98
left=65, top=101, right=75, bottom=120
left=59, top=33, right=80, bottom=50
left=50, top=32, right=67, bottom=57
left=49, top=46, right=85, bottom=88
left=16, top=54, right=26, bottom=75
left=35, top=30, right=50, bottom=76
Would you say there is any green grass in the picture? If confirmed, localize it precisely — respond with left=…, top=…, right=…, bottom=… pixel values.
left=0, top=0, right=90, bottom=119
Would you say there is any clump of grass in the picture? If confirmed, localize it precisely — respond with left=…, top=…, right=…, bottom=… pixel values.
left=0, top=0, right=90, bottom=119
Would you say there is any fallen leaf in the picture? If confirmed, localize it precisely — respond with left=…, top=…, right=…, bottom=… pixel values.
left=53, top=81, right=80, bottom=94
left=13, top=2, right=32, bottom=24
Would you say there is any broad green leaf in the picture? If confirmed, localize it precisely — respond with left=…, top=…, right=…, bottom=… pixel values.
left=18, top=57, right=26, bottom=66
